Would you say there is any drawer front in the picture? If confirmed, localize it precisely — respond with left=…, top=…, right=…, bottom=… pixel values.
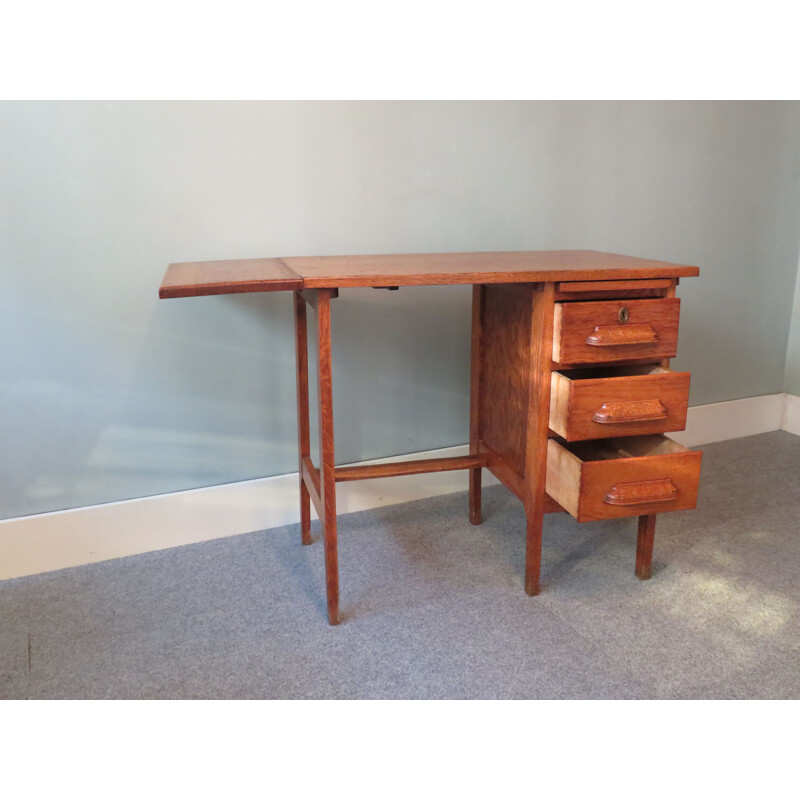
left=546, top=436, right=702, bottom=522
left=550, top=367, right=690, bottom=441
left=554, top=279, right=673, bottom=301
left=552, top=298, right=680, bottom=364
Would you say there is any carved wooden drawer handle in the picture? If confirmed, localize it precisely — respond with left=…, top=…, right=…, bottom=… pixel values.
left=593, top=399, right=668, bottom=424
left=585, top=324, right=659, bottom=347
left=603, top=478, right=679, bottom=506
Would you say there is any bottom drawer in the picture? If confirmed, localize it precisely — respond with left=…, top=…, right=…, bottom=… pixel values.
left=546, top=435, right=702, bottom=522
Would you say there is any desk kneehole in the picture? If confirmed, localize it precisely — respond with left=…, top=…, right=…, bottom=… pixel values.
left=546, top=435, right=702, bottom=523
left=550, top=365, right=690, bottom=441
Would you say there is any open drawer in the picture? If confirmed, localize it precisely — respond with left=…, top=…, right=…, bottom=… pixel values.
left=546, top=435, right=702, bottom=522
left=550, top=365, right=690, bottom=441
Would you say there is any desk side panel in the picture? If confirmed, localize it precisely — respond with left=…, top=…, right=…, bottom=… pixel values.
left=479, top=284, right=533, bottom=476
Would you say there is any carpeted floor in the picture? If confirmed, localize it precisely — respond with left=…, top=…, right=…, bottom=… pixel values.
left=1, top=431, right=799, bottom=699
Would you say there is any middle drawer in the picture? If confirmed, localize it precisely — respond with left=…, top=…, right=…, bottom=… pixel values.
left=550, top=365, right=690, bottom=441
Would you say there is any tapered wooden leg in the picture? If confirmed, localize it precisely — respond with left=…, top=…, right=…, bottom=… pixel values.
left=294, top=291, right=312, bottom=546
left=469, top=468, right=482, bottom=525
left=316, top=289, right=340, bottom=625
left=469, top=285, right=485, bottom=525
left=635, top=514, right=656, bottom=580
left=524, top=503, right=544, bottom=595
left=524, top=282, right=556, bottom=596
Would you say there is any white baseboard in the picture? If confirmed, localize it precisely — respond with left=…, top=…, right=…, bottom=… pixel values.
left=669, top=392, right=787, bottom=447
left=783, top=393, right=800, bottom=436
left=1, top=393, right=797, bottom=581
left=0, top=445, right=498, bottom=581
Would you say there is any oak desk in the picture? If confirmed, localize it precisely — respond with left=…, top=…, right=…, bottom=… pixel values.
left=160, top=251, right=701, bottom=625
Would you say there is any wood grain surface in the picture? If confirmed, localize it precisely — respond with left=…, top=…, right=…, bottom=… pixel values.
left=334, top=455, right=485, bottom=482
left=294, top=292, right=312, bottom=545
left=282, top=250, right=699, bottom=288
left=550, top=366, right=690, bottom=440
left=469, top=285, right=485, bottom=525
left=546, top=436, right=702, bottom=522
left=479, top=284, right=533, bottom=476
left=556, top=279, right=673, bottom=293
left=161, top=251, right=698, bottom=295
left=316, top=289, right=339, bottom=625
left=159, top=258, right=303, bottom=298
left=553, top=298, right=680, bottom=364
left=523, top=283, right=557, bottom=595
left=636, top=514, right=657, bottom=579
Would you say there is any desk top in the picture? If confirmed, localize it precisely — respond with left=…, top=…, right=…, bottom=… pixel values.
left=159, top=250, right=700, bottom=298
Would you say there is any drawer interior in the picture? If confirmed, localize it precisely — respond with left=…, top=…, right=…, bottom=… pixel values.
left=555, top=365, right=672, bottom=382
left=560, top=434, right=692, bottom=463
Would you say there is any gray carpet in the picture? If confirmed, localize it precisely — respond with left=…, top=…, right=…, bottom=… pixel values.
left=2, top=431, right=799, bottom=699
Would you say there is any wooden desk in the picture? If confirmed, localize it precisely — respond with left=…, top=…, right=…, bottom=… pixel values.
left=160, top=251, right=701, bottom=624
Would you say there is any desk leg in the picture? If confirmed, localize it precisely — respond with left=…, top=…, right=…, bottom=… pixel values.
left=316, top=289, right=340, bottom=625
left=635, top=514, right=656, bottom=580
left=294, top=291, right=312, bottom=546
left=469, top=284, right=484, bottom=525
left=524, top=282, right=555, bottom=596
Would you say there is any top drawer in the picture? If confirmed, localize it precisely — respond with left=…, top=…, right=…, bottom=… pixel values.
left=552, top=297, right=680, bottom=365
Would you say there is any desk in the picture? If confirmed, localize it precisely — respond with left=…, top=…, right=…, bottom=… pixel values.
left=160, top=251, right=701, bottom=624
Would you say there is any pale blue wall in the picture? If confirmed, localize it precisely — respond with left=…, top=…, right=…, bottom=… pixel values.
left=2, top=101, right=800, bottom=520
left=784, top=254, right=800, bottom=395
